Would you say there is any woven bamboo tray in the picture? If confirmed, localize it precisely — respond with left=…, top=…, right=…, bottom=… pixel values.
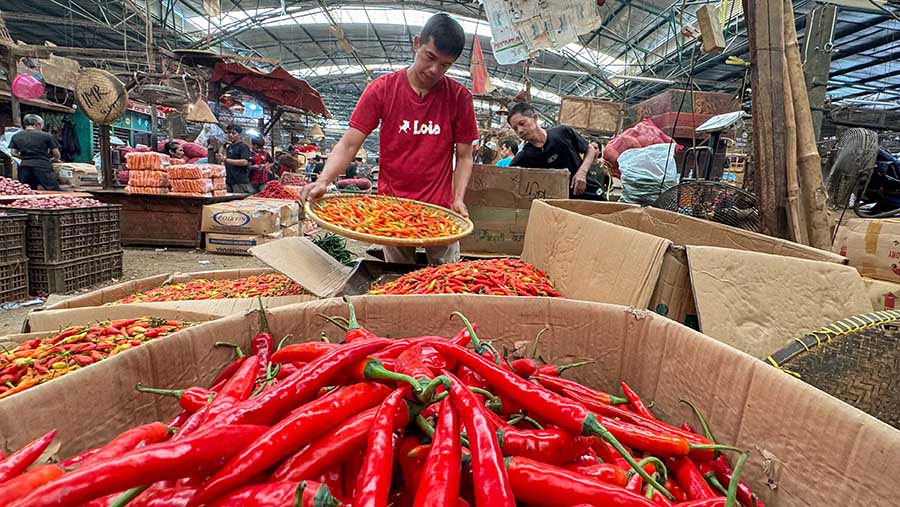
left=766, top=310, right=900, bottom=429
left=304, top=194, right=474, bottom=247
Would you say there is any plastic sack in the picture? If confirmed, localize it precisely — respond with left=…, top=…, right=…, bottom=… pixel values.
left=618, top=143, right=679, bottom=206
left=125, top=152, right=170, bottom=170
left=603, top=120, right=679, bottom=170
left=170, top=178, right=214, bottom=194
left=212, top=176, right=226, bottom=190
left=127, top=170, right=169, bottom=187
left=168, top=164, right=225, bottom=179
left=12, top=74, right=44, bottom=99
left=125, top=185, right=167, bottom=195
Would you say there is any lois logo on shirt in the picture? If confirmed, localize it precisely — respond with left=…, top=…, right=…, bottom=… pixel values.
left=399, top=119, right=441, bottom=135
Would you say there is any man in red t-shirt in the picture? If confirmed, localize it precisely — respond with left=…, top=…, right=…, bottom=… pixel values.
left=302, top=13, right=478, bottom=264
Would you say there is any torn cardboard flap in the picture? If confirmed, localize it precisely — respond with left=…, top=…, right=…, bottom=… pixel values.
left=250, top=237, right=354, bottom=298
left=686, top=245, right=874, bottom=359
left=522, top=200, right=670, bottom=308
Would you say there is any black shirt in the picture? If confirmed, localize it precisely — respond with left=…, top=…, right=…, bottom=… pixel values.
left=345, top=163, right=358, bottom=179
left=10, top=130, right=58, bottom=170
left=225, top=141, right=252, bottom=185
left=511, top=125, right=604, bottom=200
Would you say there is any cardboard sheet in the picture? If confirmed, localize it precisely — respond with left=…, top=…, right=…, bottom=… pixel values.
left=250, top=237, right=354, bottom=298
left=2, top=296, right=898, bottom=507
left=522, top=200, right=670, bottom=307
left=687, top=246, right=874, bottom=358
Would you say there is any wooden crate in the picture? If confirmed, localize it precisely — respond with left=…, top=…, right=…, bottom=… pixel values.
left=558, top=97, right=624, bottom=134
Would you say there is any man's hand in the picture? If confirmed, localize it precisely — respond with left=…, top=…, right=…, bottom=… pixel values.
left=572, top=171, right=588, bottom=196
left=452, top=198, right=469, bottom=218
left=299, top=180, right=329, bottom=202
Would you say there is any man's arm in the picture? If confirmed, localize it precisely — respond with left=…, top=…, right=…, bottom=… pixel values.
left=50, top=148, right=61, bottom=162
left=300, top=128, right=368, bottom=201
left=569, top=127, right=597, bottom=195
left=452, top=143, right=474, bottom=217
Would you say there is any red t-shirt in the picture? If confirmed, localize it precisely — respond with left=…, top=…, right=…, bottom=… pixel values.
left=349, top=69, right=479, bottom=208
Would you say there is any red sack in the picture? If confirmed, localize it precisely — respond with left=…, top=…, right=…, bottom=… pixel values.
left=603, top=120, right=680, bottom=169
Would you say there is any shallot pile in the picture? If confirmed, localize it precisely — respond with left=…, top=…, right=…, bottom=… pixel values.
left=0, top=177, right=35, bottom=196
left=4, top=196, right=107, bottom=209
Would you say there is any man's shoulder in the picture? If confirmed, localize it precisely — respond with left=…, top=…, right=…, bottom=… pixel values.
left=547, top=125, right=573, bottom=136
left=442, top=77, right=473, bottom=99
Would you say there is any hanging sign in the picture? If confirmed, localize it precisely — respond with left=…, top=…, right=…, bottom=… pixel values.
left=74, top=68, right=128, bottom=125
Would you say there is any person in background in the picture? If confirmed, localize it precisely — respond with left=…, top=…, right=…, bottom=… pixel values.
left=249, top=137, right=275, bottom=192
left=495, top=139, right=518, bottom=167
left=507, top=102, right=605, bottom=200
left=345, top=157, right=362, bottom=179
left=161, top=140, right=185, bottom=161
left=218, top=124, right=254, bottom=193
left=275, top=153, right=301, bottom=176
left=300, top=13, right=478, bottom=265
left=9, top=114, right=61, bottom=191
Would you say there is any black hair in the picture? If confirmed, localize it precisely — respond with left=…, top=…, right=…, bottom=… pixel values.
left=161, top=140, right=181, bottom=155
left=420, top=13, right=466, bottom=59
left=251, top=137, right=265, bottom=147
left=501, top=139, right=519, bottom=155
left=226, top=124, right=243, bottom=134
left=507, top=102, right=536, bottom=124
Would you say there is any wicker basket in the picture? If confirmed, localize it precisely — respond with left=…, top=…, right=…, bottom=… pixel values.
left=305, top=194, right=474, bottom=247
left=766, top=310, right=900, bottom=429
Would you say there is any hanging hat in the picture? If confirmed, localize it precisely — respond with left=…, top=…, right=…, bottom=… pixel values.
left=184, top=97, right=218, bottom=124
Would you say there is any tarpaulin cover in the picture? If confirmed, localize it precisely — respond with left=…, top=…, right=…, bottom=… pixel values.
left=211, top=63, right=331, bottom=118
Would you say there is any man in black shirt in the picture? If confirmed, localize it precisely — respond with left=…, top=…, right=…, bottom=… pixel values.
left=219, top=124, right=254, bottom=193
left=9, top=114, right=61, bottom=190
left=507, top=102, right=605, bottom=200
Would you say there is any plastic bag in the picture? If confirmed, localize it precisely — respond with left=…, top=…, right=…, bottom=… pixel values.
left=618, top=143, right=679, bottom=205
left=195, top=124, right=225, bottom=147
left=126, top=170, right=168, bottom=187
left=170, top=178, right=214, bottom=194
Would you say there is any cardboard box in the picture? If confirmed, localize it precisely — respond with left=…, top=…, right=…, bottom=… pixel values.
left=53, top=163, right=102, bottom=187
left=461, top=165, right=569, bottom=256
left=523, top=200, right=870, bottom=357
left=201, top=200, right=293, bottom=235
left=833, top=218, right=900, bottom=283
left=26, top=268, right=315, bottom=332
left=862, top=277, right=900, bottom=311
left=2, top=296, right=898, bottom=507
left=204, top=225, right=299, bottom=256
left=558, top=97, right=624, bottom=133
left=245, top=197, right=300, bottom=227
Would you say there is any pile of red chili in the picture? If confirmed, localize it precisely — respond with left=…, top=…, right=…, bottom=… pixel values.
left=0, top=318, right=193, bottom=401
left=112, top=273, right=306, bottom=304
left=370, top=259, right=563, bottom=297
left=313, top=195, right=463, bottom=239
left=254, top=181, right=300, bottom=200
left=4, top=302, right=763, bottom=507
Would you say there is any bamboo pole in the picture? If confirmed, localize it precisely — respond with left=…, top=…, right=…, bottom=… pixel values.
left=783, top=55, right=809, bottom=244
left=783, top=0, right=832, bottom=250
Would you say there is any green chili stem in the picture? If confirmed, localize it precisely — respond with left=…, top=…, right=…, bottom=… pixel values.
left=214, top=342, right=244, bottom=358
left=724, top=452, right=749, bottom=507
left=583, top=414, right=674, bottom=501
left=530, top=327, right=548, bottom=360
left=418, top=375, right=450, bottom=403
left=507, top=413, right=545, bottom=430
left=609, top=394, right=631, bottom=405
left=256, top=297, right=271, bottom=334
left=109, top=485, right=149, bottom=507
left=680, top=398, right=717, bottom=445
left=364, top=360, right=423, bottom=394
left=450, top=311, right=487, bottom=354
left=705, top=472, right=729, bottom=496
left=342, top=296, right=361, bottom=330
left=555, top=360, right=595, bottom=374
left=416, top=415, right=435, bottom=438
left=293, top=481, right=308, bottom=507
left=628, top=456, right=668, bottom=483
left=276, top=335, right=291, bottom=350
left=316, top=313, right=350, bottom=332
left=134, top=384, right=183, bottom=398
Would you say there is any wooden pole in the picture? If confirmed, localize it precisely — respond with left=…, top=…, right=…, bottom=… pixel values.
left=783, top=55, right=808, bottom=244
left=744, top=0, right=789, bottom=238
left=7, top=53, right=20, bottom=127
left=783, top=0, right=832, bottom=250
left=99, top=125, right=113, bottom=189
